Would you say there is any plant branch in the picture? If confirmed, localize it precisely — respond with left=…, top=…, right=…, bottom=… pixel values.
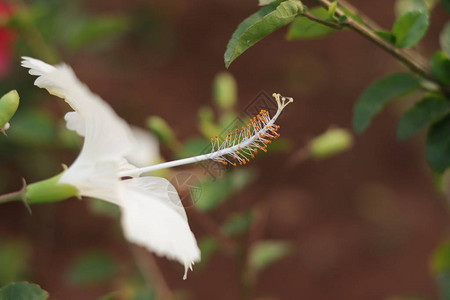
left=129, top=245, right=174, bottom=300
left=0, top=179, right=26, bottom=204
left=313, top=0, right=434, bottom=82
left=304, top=12, right=343, bottom=29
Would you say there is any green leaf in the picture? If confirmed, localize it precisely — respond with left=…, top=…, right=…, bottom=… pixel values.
left=443, top=0, right=450, bottom=13
left=431, top=240, right=450, bottom=275
left=440, top=22, right=450, bottom=58
left=67, top=251, right=117, bottom=286
left=224, top=0, right=304, bottom=68
left=63, top=15, right=130, bottom=50
left=197, top=237, right=219, bottom=267
left=0, top=282, right=48, bottom=300
left=327, top=1, right=338, bottom=19
left=431, top=240, right=450, bottom=300
left=353, top=73, right=421, bottom=133
left=195, top=169, right=256, bottom=211
left=397, top=95, right=450, bottom=140
left=0, top=241, right=30, bottom=285
left=259, top=0, right=279, bottom=6
left=426, top=114, right=450, bottom=172
left=392, top=10, right=429, bottom=48
left=248, top=241, right=291, bottom=272
left=395, top=0, right=428, bottom=17
left=374, top=30, right=396, bottom=44
left=222, top=211, right=254, bottom=236
left=431, top=51, right=450, bottom=86
left=286, top=7, right=337, bottom=40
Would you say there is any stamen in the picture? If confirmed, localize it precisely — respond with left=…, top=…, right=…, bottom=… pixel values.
left=118, top=93, right=293, bottom=177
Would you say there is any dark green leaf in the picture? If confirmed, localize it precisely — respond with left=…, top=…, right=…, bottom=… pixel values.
left=286, top=7, right=337, bottom=40
left=443, top=0, right=450, bottom=13
left=397, top=95, right=450, bottom=140
left=353, top=73, right=421, bottom=133
left=248, top=241, right=291, bottom=272
left=67, top=251, right=117, bottom=286
left=426, top=114, right=450, bottom=172
left=395, top=0, right=428, bottom=17
left=392, top=10, right=429, bottom=48
left=440, top=22, right=450, bottom=57
left=224, top=0, right=304, bottom=68
left=222, top=211, right=254, bottom=236
left=0, top=282, right=48, bottom=300
left=431, top=51, right=450, bottom=85
left=374, top=30, right=396, bottom=44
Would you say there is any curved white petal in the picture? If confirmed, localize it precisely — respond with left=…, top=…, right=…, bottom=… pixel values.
left=125, top=127, right=160, bottom=168
left=121, top=177, right=200, bottom=279
left=21, top=57, right=135, bottom=163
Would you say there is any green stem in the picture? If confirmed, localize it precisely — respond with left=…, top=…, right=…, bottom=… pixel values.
left=0, top=179, right=26, bottom=204
left=314, top=0, right=434, bottom=82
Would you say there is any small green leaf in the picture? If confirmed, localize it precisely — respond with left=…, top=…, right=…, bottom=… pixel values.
left=395, top=0, right=428, bottom=17
left=440, top=22, right=450, bottom=58
left=286, top=7, right=337, bottom=40
left=431, top=51, right=450, bottom=86
left=224, top=0, right=304, bottom=68
left=67, top=251, right=117, bottom=286
left=397, top=95, right=450, bottom=140
left=258, top=0, right=279, bottom=6
left=443, top=0, right=450, bottom=13
left=327, top=1, right=338, bottom=19
left=0, top=282, right=48, bottom=300
left=222, top=211, right=254, bottom=236
left=427, top=114, right=450, bottom=172
left=353, top=73, right=421, bottom=133
left=392, top=10, right=429, bottom=48
left=375, top=30, right=396, bottom=44
left=248, top=241, right=291, bottom=272
left=0, top=241, right=30, bottom=285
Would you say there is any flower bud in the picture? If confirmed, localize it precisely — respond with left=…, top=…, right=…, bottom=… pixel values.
left=26, top=172, right=79, bottom=204
left=309, top=128, right=353, bottom=159
left=213, top=72, right=237, bottom=110
left=0, top=90, right=19, bottom=134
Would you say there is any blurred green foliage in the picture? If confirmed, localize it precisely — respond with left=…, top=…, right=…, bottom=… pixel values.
left=67, top=251, right=118, bottom=286
left=0, top=282, right=48, bottom=300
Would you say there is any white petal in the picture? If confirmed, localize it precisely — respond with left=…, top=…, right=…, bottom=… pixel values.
left=125, top=127, right=160, bottom=168
left=21, top=57, right=135, bottom=162
left=64, top=112, right=85, bottom=136
left=121, top=178, right=200, bottom=279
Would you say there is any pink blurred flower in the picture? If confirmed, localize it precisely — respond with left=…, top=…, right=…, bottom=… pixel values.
left=0, top=2, right=15, bottom=77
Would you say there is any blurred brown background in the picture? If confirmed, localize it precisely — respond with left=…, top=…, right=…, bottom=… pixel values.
left=1, top=0, right=450, bottom=299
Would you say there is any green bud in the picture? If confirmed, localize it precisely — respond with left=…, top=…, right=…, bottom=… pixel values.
left=198, top=106, right=221, bottom=138
left=0, top=90, right=20, bottom=133
left=26, top=172, right=80, bottom=204
left=309, top=128, right=353, bottom=159
left=147, top=116, right=181, bottom=151
left=213, top=72, right=237, bottom=110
